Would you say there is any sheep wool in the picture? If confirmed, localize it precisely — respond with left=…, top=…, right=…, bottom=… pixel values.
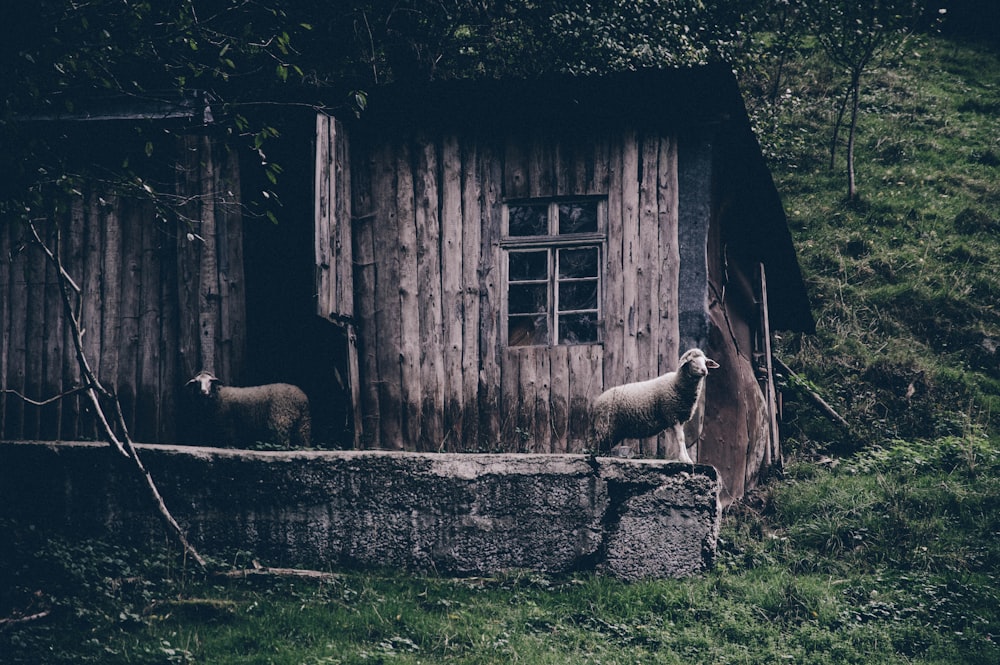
left=187, top=371, right=312, bottom=448
left=591, top=348, right=719, bottom=461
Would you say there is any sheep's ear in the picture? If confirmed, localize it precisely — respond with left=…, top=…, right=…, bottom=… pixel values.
left=185, top=377, right=199, bottom=386
left=706, top=358, right=720, bottom=369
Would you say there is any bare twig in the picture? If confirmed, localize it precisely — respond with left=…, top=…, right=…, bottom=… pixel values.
left=2, top=384, right=96, bottom=407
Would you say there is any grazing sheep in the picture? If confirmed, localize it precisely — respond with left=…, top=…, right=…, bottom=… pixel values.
left=591, top=348, right=719, bottom=462
left=186, top=371, right=312, bottom=448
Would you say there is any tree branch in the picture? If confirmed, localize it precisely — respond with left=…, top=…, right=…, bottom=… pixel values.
left=2, top=384, right=96, bottom=407
left=23, top=220, right=207, bottom=568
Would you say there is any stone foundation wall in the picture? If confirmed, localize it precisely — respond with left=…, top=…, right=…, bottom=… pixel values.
left=0, top=441, right=721, bottom=580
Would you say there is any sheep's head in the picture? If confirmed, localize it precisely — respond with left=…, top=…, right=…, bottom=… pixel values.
left=186, top=370, right=221, bottom=397
left=678, top=348, right=720, bottom=377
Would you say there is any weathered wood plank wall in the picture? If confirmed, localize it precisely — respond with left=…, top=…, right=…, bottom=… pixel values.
left=314, top=115, right=362, bottom=447
left=349, top=125, right=681, bottom=453
left=0, top=133, right=245, bottom=444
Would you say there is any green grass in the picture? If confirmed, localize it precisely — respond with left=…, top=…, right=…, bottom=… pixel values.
left=765, top=35, right=1000, bottom=446
left=3, top=33, right=1000, bottom=665
left=3, top=438, right=999, bottom=663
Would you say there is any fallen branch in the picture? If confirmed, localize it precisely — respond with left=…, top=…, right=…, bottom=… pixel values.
left=772, top=355, right=851, bottom=432
left=17, top=220, right=207, bottom=568
left=216, top=566, right=338, bottom=581
left=0, top=610, right=52, bottom=630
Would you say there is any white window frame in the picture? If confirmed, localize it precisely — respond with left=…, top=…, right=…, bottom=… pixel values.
left=501, top=197, right=607, bottom=347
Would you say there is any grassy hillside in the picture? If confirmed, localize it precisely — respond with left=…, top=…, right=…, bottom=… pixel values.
left=2, top=33, right=999, bottom=665
left=761, top=35, right=1000, bottom=450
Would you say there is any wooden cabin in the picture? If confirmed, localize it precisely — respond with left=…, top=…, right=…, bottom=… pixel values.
left=317, top=66, right=813, bottom=499
left=0, top=66, right=812, bottom=501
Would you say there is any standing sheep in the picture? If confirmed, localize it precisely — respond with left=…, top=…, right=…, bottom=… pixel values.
left=591, top=348, right=719, bottom=461
left=186, top=371, right=312, bottom=448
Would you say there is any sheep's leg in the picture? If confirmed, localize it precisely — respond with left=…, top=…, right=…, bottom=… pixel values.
left=298, top=417, right=312, bottom=448
left=591, top=413, right=612, bottom=454
left=677, top=425, right=693, bottom=463
left=664, top=424, right=692, bottom=463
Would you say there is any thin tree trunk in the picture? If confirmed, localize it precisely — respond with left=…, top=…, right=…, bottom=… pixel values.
left=829, top=84, right=851, bottom=171
left=846, top=70, right=861, bottom=200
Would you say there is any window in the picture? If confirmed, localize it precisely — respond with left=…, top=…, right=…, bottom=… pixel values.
left=503, top=199, right=605, bottom=347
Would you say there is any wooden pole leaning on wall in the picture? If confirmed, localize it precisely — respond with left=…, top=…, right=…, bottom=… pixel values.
left=771, top=354, right=851, bottom=433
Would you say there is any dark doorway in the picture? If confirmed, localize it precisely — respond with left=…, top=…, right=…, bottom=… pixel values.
left=241, top=114, right=351, bottom=447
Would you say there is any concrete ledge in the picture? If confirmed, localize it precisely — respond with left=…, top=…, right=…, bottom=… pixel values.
left=0, top=441, right=721, bottom=580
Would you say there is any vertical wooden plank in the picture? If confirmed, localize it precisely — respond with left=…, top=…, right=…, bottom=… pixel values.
left=527, top=131, right=555, bottom=198
left=0, top=215, right=10, bottom=437
left=343, top=324, right=363, bottom=448
left=620, top=128, right=640, bottom=387
left=518, top=351, right=537, bottom=453
left=5, top=221, right=27, bottom=440
left=395, top=140, right=422, bottom=450
left=636, top=133, right=660, bottom=457
left=603, top=130, right=625, bottom=390
left=503, top=133, right=528, bottom=200
left=40, top=215, right=65, bottom=440
left=314, top=114, right=333, bottom=318
left=656, top=135, right=680, bottom=373
left=656, top=135, right=681, bottom=458
left=62, top=198, right=87, bottom=439
left=176, top=135, right=202, bottom=382
left=198, top=135, right=219, bottom=375
left=500, top=350, right=521, bottom=451
left=158, top=210, right=180, bottom=443
left=478, top=139, right=503, bottom=450
left=373, top=138, right=405, bottom=449
left=78, top=195, right=105, bottom=440
left=590, top=130, right=611, bottom=196
left=351, top=135, right=381, bottom=448
left=117, top=198, right=141, bottom=435
left=414, top=138, right=444, bottom=451
left=353, top=225, right=380, bottom=448
left=568, top=344, right=604, bottom=452
left=554, top=136, right=571, bottom=196
left=460, top=139, right=482, bottom=450
left=99, top=196, right=123, bottom=435
left=333, top=118, right=355, bottom=320
left=24, top=218, right=47, bottom=438
left=532, top=348, right=551, bottom=453
left=548, top=345, right=569, bottom=453
left=219, top=143, right=246, bottom=383
left=136, top=202, right=161, bottom=442
left=440, top=134, right=464, bottom=451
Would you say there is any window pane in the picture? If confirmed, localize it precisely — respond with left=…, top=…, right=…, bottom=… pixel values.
left=558, top=247, right=599, bottom=279
left=559, top=312, right=598, bottom=344
left=508, top=204, right=548, bottom=236
left=508, top=283, right=547, bottom=314
left=509, top=314, right=548, bottom=346
left=558, top=280, right=598, bottom=311
left=558, top=201, right=598, bottom=234
left=509, top=250, right=548, bottom=281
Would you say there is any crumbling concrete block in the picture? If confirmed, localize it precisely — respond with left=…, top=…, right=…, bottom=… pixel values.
left=0, top=441, right=721, bottom=579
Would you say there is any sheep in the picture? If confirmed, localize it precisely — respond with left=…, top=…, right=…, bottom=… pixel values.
left=186, top=370, right=312, bottom=448
left=591, top=348, right=719, bottom=462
